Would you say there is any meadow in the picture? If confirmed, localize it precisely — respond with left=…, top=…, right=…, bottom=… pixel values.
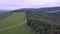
left=0, top=12, right=32, bottom=34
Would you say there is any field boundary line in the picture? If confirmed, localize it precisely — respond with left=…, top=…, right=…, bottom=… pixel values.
left=0, top=19, right=27, bottom=31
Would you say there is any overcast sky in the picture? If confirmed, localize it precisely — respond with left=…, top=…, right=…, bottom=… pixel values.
left=0, top=0, right=60, bottom=10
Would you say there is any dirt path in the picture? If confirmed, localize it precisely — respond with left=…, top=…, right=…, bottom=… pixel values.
left=0, top=19, right=27, bottom=31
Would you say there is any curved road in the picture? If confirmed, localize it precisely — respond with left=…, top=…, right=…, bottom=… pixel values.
left=0, top=19, right=27, bottom=31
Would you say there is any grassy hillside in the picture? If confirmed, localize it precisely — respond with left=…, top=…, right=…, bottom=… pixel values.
left=0, top=12, right=32, bottom=34
left=0, top=24, right=32, bottom=34
left=0, top=12, right=25, bottom=28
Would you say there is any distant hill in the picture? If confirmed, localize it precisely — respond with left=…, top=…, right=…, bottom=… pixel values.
left=12, top=7, right=60, bottom=12
left=0, top=7, right=60, bottom=20
left=15, top=7, right=60, bottom=20
left=34, top=7, right=60, bottom=13
left=0, top=10, right=13, bottom=12
left=12, top=7, right=60, bottom=18
left=0, top=6, right=60, bottom=12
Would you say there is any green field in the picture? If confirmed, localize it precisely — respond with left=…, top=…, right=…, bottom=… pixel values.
left=0, top=12, right=32, bottom=34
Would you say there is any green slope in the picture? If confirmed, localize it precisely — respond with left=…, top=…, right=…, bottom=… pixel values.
left=0, top=12, right=32, bottom=34
left=0, top=12, right=25, bottom=28
left=0, top=24, right=32, bottom=34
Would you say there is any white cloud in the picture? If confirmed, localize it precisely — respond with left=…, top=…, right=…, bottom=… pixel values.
left=0, top=0, right=60, bottom=10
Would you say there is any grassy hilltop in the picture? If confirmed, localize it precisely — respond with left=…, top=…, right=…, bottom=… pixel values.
left=0, top=12, right=32, bottom=34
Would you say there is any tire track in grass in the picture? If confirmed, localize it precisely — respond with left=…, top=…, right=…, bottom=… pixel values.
left=0, top=19, right=27, bottom=31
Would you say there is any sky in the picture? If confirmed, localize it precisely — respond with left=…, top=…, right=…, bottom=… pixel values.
left=0, top=0, right=60, bottom=10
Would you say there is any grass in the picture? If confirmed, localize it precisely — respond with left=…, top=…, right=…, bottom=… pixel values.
left=0, top=24, right=32, bottom=34
left=0, top=12, right=32, bottom=34
left=0, top=12, right=25, bottom=28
